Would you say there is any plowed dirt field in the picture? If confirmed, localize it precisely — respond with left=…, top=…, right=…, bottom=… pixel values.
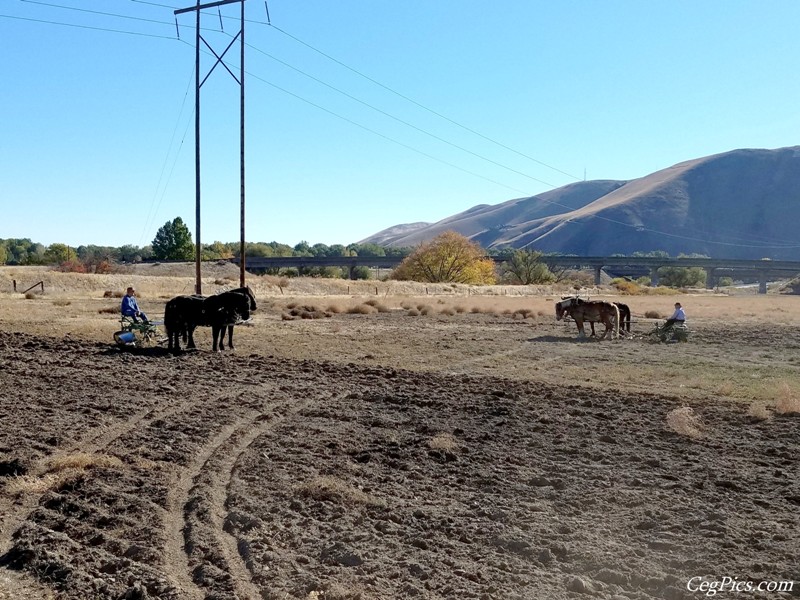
left=1, top=273, right=798, bottom=599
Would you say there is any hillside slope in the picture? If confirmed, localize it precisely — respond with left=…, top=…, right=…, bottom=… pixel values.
left=361, top=146, right=800, bottom=259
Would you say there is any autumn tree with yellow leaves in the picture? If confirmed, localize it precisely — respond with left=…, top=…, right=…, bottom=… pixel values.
left=391, top=231, right=497, bottom=284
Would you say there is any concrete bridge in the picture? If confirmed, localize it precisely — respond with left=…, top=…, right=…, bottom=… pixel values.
left=234, top=255, right=800, bottom=294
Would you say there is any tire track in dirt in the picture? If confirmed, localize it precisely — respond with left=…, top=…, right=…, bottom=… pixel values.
left=176, top=396, right=314, bottom=599
left=163, top=417, right=248, bottom=600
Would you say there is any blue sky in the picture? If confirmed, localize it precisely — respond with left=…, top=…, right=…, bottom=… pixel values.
left=2, top=1, right=799, bottom=249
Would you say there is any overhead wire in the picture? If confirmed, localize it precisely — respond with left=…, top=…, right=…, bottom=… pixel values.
left=6, top=2, right=799, bottom=250
left=0, top=11, right=175, bottom=38
left=139, top=65, right=197, bottom=246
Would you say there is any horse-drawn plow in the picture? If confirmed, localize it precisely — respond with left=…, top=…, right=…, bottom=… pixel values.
left=113, top=316, right=167, bottom=348
left=648, top=322, right=690, bottom=343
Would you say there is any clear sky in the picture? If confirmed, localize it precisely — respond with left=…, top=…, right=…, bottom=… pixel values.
left=2, top=1, right=799, bottom=249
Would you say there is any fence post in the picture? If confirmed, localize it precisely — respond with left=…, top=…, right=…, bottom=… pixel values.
left=12, top=280, right=16, bottom=292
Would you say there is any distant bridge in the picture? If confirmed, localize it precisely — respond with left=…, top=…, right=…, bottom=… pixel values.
left=234, top=255, right=800, bottom=294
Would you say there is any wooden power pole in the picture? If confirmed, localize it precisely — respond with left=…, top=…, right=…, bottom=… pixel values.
left=174, top=0, right=247, bottom=294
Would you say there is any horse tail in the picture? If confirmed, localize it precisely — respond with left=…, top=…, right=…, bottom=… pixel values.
left=613, top=303, right=620, bottom=339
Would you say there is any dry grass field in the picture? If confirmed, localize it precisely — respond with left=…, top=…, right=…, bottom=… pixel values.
left=0, top=264, right=798, bottom=599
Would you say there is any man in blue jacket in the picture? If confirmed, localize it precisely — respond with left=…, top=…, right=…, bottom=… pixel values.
left=121, top=287, right=148, bottom=323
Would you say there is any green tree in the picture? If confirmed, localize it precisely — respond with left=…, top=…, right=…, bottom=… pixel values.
left=0, top=242, right=7, bottom=265
left=118, top=244, right=144, bottom=263
left=501, top=249, right=554, bottom=284
left=152, top=217, right=194, bottom=260
left=392, top=231, right=497, bottom=284
left=44, top=243, right=77, bottom=264
left=657, top=266, right=706, bottom=288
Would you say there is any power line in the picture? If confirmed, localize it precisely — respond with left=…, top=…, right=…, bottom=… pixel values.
left=264, top=23, right=582, bottom=182
left=0, top=11, right=176, bottom=37
left=7, top=5, right=798, bottom=251
left=139, top=65, right=196, bottom=245
left=243, top=39, right=558, bottom=188
left=20, top=1, right=560, bottom=187
left=239, top=66, right=532, bottom=196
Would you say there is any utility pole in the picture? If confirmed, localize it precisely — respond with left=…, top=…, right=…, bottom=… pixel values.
left=175, top=0, right=247, bottom=294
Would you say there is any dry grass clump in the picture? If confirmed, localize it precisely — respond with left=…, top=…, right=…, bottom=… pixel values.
left=665, top=407, right=703, bottom=438
left=428, top=433, right=459, bottom=452
left=284, top=305, right=331, bottom=320
left=5, top=452, right=123, bottom=496
left=774, top=383, right=800, bottom=414
left=98, top=306, right=120, bottom=314
left=470, top=306, right=485, bottom=314
left=347, top=303, right=377, bottom=315
left=746, top=401, right=772, bottom=421
left=24, top=292, right=39, bottom=300
left=52, top=299, right=71, bottom=307
left=406, top=309, right=420, bottom=317
left=454, top=305, right=467, bottom=314
left=326, top=303, right=343, bottom=314
left=418, top=305, right=433, bottom=315
left=363, top=299, right=391, bottom=313
left=644, top=310, right=662, bottom=319
left=440, top=307, right=456, bottom=316
left=611, top=279, right=642, bottom=295
left=296, top=475, right=384, bottom=507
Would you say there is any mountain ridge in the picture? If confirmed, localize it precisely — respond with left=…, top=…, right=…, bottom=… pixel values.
left=360, top=146, right=800, bottom=260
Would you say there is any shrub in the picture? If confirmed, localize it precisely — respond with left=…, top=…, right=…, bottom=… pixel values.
left=58, top=259, right=88, bottom=273
left=665, top=407, right=703, bottom=438
left=747, top=401, right=771, bottom=421
left=351, top=266, right=372, bottom=280
left=347, top=304, right=376, bottom=315
left=644, top=310, right=661, bottom=319
left=611, top=278, right=642, bottom=295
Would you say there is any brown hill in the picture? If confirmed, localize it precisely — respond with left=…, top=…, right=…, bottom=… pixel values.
left=361, top=146, right=800, bottom=259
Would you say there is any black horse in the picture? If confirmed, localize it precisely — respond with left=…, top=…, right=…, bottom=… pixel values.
left=165, top=288, right=254, bottom=352
left=216, top=287, right=257, bottom=350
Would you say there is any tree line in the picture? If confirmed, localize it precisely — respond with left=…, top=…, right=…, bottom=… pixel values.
left=0, top=218, right=410, bottom=270
left=1, top=217, right=710, bottom=288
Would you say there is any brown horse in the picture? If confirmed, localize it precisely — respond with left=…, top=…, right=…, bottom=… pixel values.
left=555, top=298, right=620, bottom=340
left=585, top=301, right=630, bottom=336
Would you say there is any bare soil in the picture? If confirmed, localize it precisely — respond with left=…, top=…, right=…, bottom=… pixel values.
left=0, top=268, right=798, bottom=599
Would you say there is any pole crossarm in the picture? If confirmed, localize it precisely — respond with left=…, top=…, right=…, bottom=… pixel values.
left=199, top=31, right=242, bottom=87
left=175, top=0, right=243, bottom=15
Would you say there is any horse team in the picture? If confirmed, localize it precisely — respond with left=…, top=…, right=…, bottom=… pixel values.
left=162, top=287, right=625, bottom=353
left=164, top=286, right=256, bottom=353
left=555, top=296, right=631, bottom=340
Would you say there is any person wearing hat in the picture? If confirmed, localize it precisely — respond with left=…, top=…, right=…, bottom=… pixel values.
left=121, top=287, right=148, bottom=323
left=663, top=302, right=685, bottom=329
